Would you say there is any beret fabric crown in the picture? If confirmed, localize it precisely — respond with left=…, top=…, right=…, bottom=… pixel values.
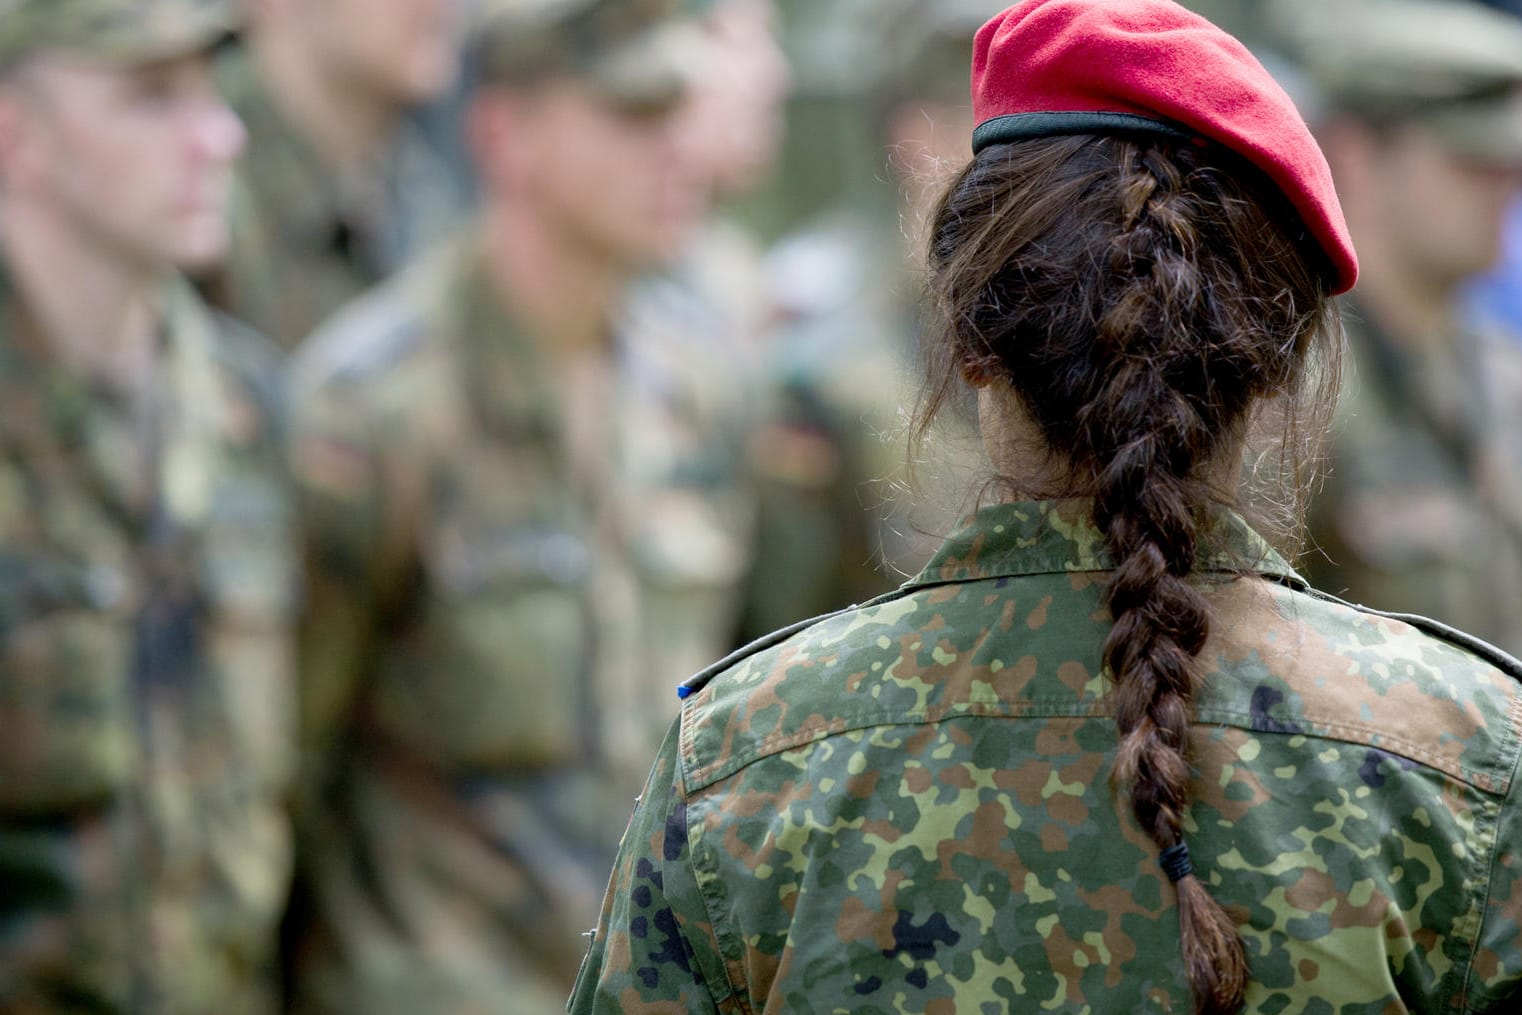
left=970, top=0, right=1358, bottom=294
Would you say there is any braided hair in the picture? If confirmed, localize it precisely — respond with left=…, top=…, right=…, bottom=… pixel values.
left=920, top=135, right=1340, bottom=1014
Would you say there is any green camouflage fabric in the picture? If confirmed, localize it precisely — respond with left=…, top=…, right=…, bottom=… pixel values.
left=287, top=229, right=754, bottom=1014
left=0, top=0, right=235, bottom=69
left=1304, top=306, right=1522, bottom=659
left=202, top=44, right=463, bottom=354
left=0, top=274, right=296, bottom=1013
left=571, top=498, right=1522, bottom=1013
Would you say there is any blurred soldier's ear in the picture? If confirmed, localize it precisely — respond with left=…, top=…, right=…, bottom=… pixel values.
left=1313, top=114, right=1390, bottom=198
left=0, top=75, right=39, bottom=191
left=466, top=85, right=538, bottom=194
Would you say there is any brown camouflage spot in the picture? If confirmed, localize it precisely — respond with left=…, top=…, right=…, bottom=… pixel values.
left=990, top=655, right=1041, bottom=701
left=926, top=997, right=957, bottom=1015
left=904, top=766, right=934, bottom=794
left=1034, top=723, right=1080, bottom=756
left=1040, top=823, right=1070, bottom=853
left=1026, top=595, right=1053, bottom=630
left=846, top=769, right=881, bottom=799
left=1038, top=923, right=1090, bottom=1007
left=1047, top=793, right=1090, bottom=827
left=860, top=818, right=905, bottom=844
left=926, top=586, right=960, bottom=607
left=1068, top=571, right=1106, bottom=592
left=834, top=896, right=898, bottom=949
left=965, top=800, right=1017, bottom=856
left=1008, top=762, right=1053, bottom=807
left=1075, top=885, right=1152, bottom=982
left=1298, top=958, right=1318, bottom=980
left=1057, top=660, right=1095, bottom=698
left=1190, top=733, right=1272, bottom=820
left=938, top=765, right=976, bottom=790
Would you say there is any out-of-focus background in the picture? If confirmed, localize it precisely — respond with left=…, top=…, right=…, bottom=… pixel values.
left=5, top=0, right=1522, bottom=1011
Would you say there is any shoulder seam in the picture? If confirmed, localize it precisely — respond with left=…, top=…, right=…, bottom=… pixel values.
left=1297, top=588, right=1522, bottom=681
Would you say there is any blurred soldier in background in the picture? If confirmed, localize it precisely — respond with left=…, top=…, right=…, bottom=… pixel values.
left=285, top=0, right=708, bottom=1010
left=203, top=0, right=467, bottom=351
left=735, top=0, right=996, bottom=638
left=0, top=1, right=296, bottom=1011
left=1286, top=0, right=1522, bottom=654
left=609, top=0, right=786, bottom=752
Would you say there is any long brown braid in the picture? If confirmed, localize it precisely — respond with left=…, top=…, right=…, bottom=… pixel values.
left=920, top=135, right=1339, bottom=1014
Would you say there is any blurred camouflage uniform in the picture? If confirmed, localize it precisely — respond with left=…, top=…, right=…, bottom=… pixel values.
left=204, top=40, right=462, bottom=352
left=286, top=4, right=751, bottom=1010
left=571, top=499, right=1522, bottom=1012
left=735, top=1, right=991, bottom=638
left=1289, top=0, right=1522, bottom=656
left=0, top=6, right=296, bottom=1013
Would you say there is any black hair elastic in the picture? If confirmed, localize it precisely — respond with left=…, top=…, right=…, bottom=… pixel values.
left=1159, top=842, right=1194, bottom=883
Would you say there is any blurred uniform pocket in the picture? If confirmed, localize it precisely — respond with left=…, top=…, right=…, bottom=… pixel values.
left=370, top=522, right=594, bottom=772
left=0, top=551, right=135, bottom=813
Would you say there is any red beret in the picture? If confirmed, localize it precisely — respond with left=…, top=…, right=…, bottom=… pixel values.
left=971, top=0, right=1358, bottom=294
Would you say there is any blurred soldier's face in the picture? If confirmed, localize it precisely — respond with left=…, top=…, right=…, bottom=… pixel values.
left=489, top=82, right=706, bottom=269
left=1337, top=121, right=1522, bottom=289
left=685, top=0, right=789, bottom=198
left=0, top=52, right=246, bottom=272
left=293, top=0, right=462, bottom=106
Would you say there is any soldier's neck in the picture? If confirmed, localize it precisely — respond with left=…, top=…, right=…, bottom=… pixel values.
left=480, top=205, right=624, bottom=360
left=0, top=202, right=161, bottom=393
left=251, top=27, right=398, bottom=173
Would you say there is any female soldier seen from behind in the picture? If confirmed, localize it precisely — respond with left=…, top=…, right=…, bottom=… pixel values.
left=569, top=1, right=1522, bottom=1012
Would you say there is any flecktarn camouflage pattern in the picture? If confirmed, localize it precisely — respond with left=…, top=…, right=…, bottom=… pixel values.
left=0, top=274, right=296, bottom=1013
left=571, top=499, right=1522, bottom=1013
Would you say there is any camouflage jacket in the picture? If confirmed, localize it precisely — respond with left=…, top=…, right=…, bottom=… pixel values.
left=288, top=232, right=753, bottom=1015
left=0, top=275, right=296, bottom=1013
left=203, top=45, right=463, bottom=353
left=1304, top=305, right=1522, bottom=658
left=571, top=499, right=1522, bottom=1013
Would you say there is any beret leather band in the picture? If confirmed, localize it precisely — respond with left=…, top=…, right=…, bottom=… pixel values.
left=971, top=111, right=1192, bottom=153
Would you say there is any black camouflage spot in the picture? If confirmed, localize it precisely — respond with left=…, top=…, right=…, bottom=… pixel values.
left=649, top=906, right=694, bottom=976
left=1359, top=747, right=1416, bottom=788
left=636, top=856, right=664, bottom=892
left=855, top=976, right=883, bottom=995
left=664, top=801, right=687, bottom=862
left=1358, top=749, right=1388, bottom=788
left=630, top=915, right=648, bottom=939
left=1249, top=686, right=1304, bottom=735
left=638, top=966, right=659, bottom=989
left=633, top=884, right=652, bottom=908
left=882, top=911, right=961, bottom=962
left=906, top=968, right=929, bottom=989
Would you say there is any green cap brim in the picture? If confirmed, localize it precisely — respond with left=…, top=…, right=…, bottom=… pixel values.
left=0, top=2, right=237, bottom=70
left=1420, top=91, right=1522, bottom=167
left=582, top=20, right=702, bottom=109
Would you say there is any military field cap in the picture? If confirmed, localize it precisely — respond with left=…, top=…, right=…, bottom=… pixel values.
left=474, top=0, right=701, bottom=109
left=0, top=0, right=237, bottom=70
left=970, top=0, right=1358, bottom=294
left=1281, top=0, right=1522, bottom=167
